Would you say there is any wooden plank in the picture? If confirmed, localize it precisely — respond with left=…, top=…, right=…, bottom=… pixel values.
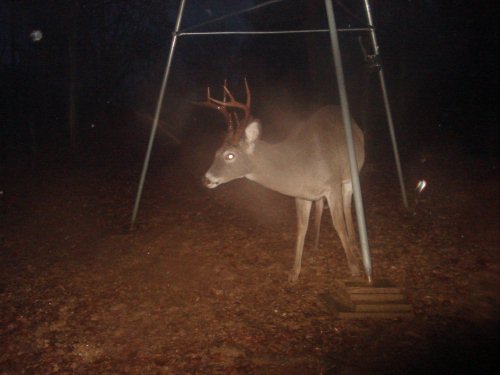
left=350, top=293, right=406, bottom=303
left=338, top=311, right=414, bottom=320
left=334, top=278, right=414, bottom=319
left=354, top=304, right=413, bottom=312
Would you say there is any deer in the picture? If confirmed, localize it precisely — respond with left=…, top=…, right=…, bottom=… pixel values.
left=196, top=80, right=365, bottom=283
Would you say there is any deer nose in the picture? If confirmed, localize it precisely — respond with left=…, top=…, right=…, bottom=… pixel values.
left=202, top=173, right=220, bottom=189
left=202, top=176, right=211, bottom=187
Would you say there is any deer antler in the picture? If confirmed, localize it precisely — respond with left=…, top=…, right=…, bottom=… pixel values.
left=194, top=79, right=252, bottom=145
left=193, top=86, right=235, bottom=132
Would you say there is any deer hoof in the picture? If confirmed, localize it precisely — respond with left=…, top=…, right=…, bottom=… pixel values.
left=288, top=271, right=300, bottom=284
left=349, top=264, right=361, bottom=277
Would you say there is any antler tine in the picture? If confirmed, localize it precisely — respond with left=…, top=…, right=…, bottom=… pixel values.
left=211, top=79, right=251, bottom=127
left=193, top=85, right=234, bottom=130
left=227, top=79, right=252, bottom=144
left=243, top=78, right=250, bottom=105
left=223, top=79, right=228, bottom=103
left=193, top=80, right=252, bottom=144
left=243, top=77, right=251, bottom=125
left=222, top=85, right=236, bottom=103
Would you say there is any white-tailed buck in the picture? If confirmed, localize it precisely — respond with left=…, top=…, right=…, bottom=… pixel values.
left=197, top=80, right=364, bottom=282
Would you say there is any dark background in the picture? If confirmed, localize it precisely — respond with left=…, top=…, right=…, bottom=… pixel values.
left=1, top=0, right=498, bottom=171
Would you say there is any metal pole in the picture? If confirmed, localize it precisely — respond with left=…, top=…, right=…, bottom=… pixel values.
left=363, top=0, right=408, bottom=208
left=130, top=0, right=187, bottom=230
left=325, top=0, right=372, bottom=282
left=177, top=28, right=372, bottom=37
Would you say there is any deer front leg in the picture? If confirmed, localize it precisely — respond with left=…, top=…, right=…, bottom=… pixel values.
left=289, top=198, right=312, bottom=283
left=313, top=198, right=324, bottom=251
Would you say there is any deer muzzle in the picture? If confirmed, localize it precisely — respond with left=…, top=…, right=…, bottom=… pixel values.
left=202, top=174, right=220, bottom=189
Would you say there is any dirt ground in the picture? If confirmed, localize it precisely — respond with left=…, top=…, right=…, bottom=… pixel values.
left=1, top=132, right=499, bottom=374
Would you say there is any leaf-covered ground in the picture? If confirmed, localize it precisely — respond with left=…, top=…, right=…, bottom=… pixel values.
left=1, top=142, right=498, bottom=374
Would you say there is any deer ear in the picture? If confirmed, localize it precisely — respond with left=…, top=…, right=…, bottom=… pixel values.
left=244, top=120, right=261, bottom=151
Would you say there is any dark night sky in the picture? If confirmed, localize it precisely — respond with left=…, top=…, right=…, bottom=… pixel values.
left=0, top=0, right=498, bottom=161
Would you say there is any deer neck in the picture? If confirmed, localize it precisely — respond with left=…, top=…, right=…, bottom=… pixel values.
left=245, top=139, right=300, bottom=195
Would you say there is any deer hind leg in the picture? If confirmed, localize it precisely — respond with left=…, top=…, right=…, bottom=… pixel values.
left=342, top=180, right=362, bottom=271
left=341, top=180, right=357, bottom=241
left=326, top=185, right=361, bottom=276
left=313, top=198, right=324, bottom=251
left=289, top=198, right=313, bottom=283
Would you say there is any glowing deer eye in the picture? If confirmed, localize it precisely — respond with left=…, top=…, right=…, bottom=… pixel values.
left=225, top=152, right=235, bottom=161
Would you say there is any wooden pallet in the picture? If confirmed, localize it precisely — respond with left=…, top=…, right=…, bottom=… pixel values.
left=330, top=278, right=414, bottom=319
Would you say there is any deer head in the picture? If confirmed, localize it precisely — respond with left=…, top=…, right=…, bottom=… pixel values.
left=195, top=80, right=262, bottom=188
